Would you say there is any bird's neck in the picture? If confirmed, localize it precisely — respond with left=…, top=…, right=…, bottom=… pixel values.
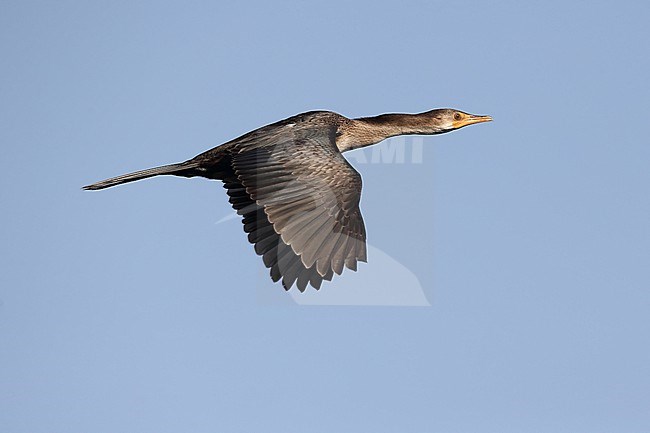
left=336, top=113, right=442, bottom=152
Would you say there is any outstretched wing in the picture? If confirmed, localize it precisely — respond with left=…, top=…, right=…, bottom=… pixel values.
left=223, top=121, right=366, bottom=291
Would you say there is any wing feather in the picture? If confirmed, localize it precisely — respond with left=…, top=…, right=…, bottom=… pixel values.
left=221, top=114, right=366, bottom=290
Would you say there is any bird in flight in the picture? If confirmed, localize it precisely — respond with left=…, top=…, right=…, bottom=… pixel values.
left=84, top=109, right=491, bottom=291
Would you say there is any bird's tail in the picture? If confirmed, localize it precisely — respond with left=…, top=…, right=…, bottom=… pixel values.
left=82, top=161, right=201, bottom=190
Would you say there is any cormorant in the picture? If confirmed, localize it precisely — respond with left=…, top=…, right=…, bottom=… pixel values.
left=84, top=109, right=492, bottom=291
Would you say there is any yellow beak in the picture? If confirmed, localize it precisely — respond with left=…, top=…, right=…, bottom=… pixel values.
left=453, top=114, right=493, bottom=129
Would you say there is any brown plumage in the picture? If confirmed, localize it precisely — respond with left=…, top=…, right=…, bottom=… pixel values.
left=83, top=109, right=491, bottom=291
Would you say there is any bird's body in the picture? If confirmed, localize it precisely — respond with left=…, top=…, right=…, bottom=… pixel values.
left=84, top=109, right=491, bottom=291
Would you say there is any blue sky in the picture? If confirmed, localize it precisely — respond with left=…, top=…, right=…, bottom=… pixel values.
left=1, top=1, right=649, bottom=432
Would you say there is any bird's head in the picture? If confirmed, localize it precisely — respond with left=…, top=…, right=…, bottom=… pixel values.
left=425, top=109, right=492, bottom=133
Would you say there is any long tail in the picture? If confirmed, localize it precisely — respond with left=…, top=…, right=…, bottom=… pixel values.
left=82, top=161, right=201, bottom=190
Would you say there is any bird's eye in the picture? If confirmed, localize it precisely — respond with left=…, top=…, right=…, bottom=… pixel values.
left=453, top=112, right=462, bottom=121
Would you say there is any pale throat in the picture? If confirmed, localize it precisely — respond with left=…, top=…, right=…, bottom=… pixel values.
left=335, top=114, right=442, bottom=153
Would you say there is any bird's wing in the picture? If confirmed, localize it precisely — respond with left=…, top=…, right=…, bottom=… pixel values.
left=224, top=123, right=366, bottom=291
